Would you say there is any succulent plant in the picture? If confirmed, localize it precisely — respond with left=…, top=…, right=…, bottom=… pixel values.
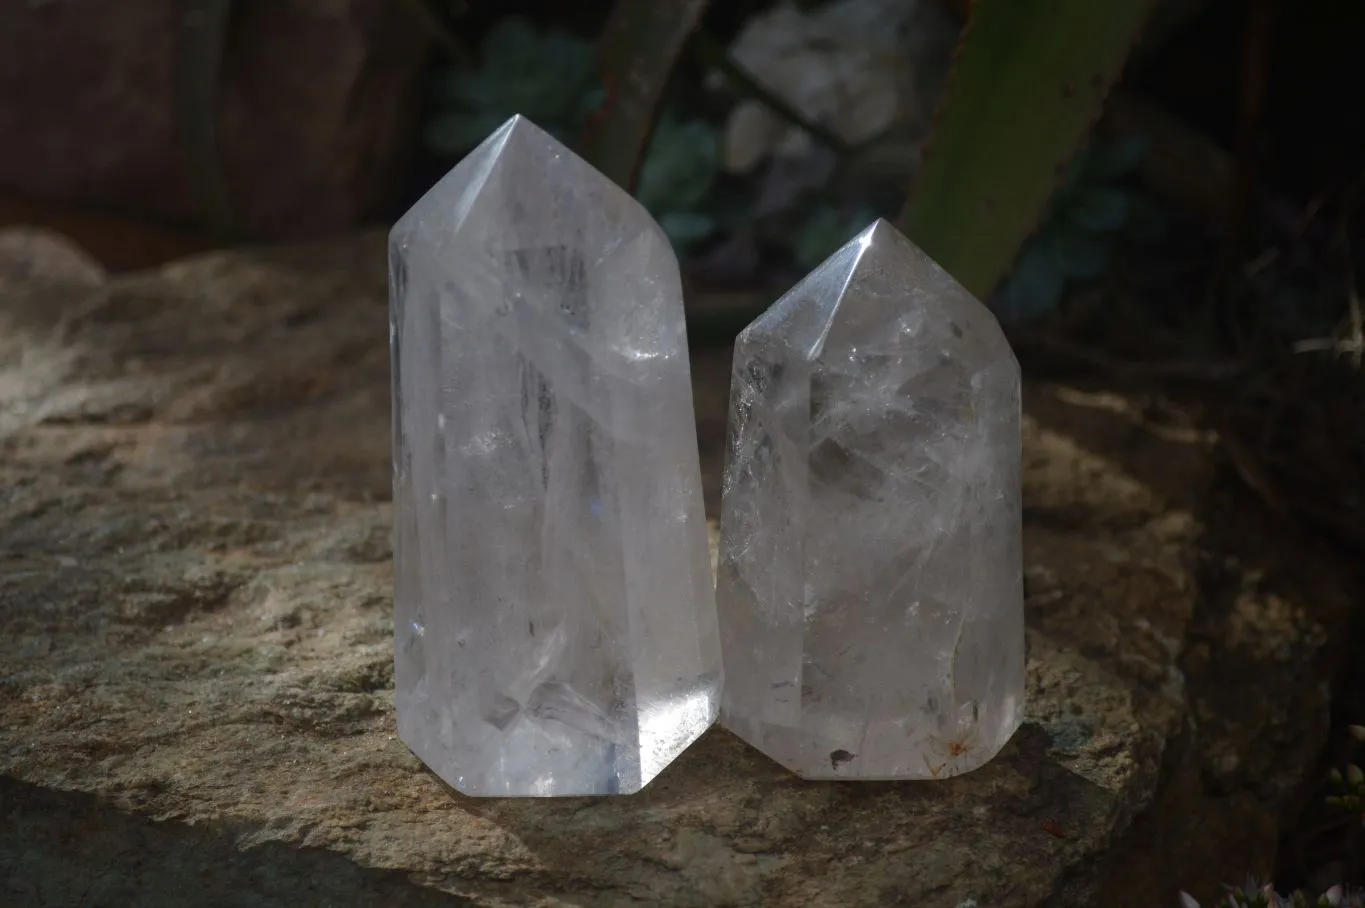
left=419, top=14, right=723, bottom=251
left=999, top=134, right=1167, bottom=322
left=634, top=112, right=724, bottom=250
left=1179, top=882, right=1363, bottom=908
left=1178, top=727, right=1365, bottom=908
left=1326, top=765, right=1365, bottom=819
left=423, top=16, right=603, bottom=156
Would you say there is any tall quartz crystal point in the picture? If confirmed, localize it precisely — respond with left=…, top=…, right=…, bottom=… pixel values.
left=716, top=219, right=1024, bottom=781
left=389, top=116, right=721, bottom=797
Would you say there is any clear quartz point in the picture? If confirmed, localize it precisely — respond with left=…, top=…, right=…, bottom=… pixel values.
left=716, top=219, right=1024, bottom=780
left=389, top=115, right=721, bottom=797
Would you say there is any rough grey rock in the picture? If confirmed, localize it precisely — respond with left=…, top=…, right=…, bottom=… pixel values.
left=0, top=229, right=1355, bottom=907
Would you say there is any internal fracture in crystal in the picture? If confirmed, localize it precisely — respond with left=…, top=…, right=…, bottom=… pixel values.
left=715, top=219, right=1024, bottom=780
left=389, top=115, right=721, bottom=797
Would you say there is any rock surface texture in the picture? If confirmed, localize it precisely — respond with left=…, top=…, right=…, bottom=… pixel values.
left=718, top=220, right=1023, bottom=781
left=0, top=229, right=1355, bottom=907
left=390, top=118, right=720, bottom=797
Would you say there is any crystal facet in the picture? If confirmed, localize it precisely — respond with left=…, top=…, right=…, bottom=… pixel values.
left=389, top=116, right=721, bottom=797
left=716, top=219, right=1024, bottom=780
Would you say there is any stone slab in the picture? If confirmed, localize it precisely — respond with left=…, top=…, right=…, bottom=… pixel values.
left=0, top=230, right=1353, bottom=907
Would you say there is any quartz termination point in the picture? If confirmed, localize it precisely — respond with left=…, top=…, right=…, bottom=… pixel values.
left=716, top=219, right=1024, bottom=781
left=389, top=115, right=722, bottom=797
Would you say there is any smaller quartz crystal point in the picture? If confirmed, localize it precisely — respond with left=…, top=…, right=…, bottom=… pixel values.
left=716, top=219, right=1024, bottom=781
left=389, top=115, right=721, bottom=797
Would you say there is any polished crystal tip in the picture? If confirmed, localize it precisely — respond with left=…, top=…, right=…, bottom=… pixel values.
left=716, top=218, right=1024, bottom=780
left=390, top=115, right=722, bottom=796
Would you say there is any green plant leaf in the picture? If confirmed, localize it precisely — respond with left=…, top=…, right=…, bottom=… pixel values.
left=633, top=113, right=721, bottom=248
left=635, top=115, right=720, bottom=213
left=478, top=19, right=597, bottom=122
left=578, top=0, right=712, bottom=192
left=1047, top=226, right=1114, bottom=280
left=1002, top=238, right=1066, bottom=321
left=895, top=0, right=1158, bottom=299
left=658, top=211, right=717, bottom=247
left=1057, top=145, right=1094, bottom=200
left=423, top=16, right=600, bottom=156
left=1067, top=186, right=1131, bottom=232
